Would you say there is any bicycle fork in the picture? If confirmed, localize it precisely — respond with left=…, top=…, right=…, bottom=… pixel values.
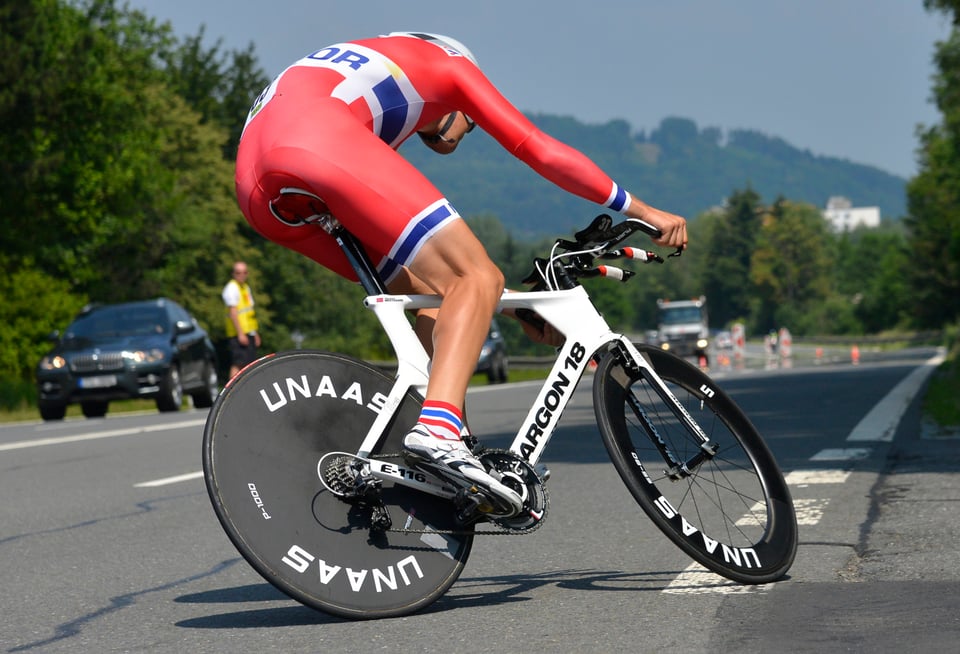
left=615, top=342, right=720, bottom=480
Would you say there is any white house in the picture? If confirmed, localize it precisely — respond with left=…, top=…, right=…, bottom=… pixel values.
left=822, top=196, right=881, bottom=231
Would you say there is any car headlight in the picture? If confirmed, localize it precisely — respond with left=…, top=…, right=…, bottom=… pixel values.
left=124, top=349, right=167, bottom=364
left=39, top=355, right=67, bottom=370
left=697, top=339, right=709, bottom=349
left=660, top=342, right=670, bottom=351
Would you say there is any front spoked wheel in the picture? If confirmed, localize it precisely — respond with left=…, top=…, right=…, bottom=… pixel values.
left=593, top=344, right=797, bottom=583
left=203, top=350, right=473, bottom=619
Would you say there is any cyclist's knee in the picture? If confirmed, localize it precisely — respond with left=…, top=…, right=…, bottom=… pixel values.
left=479, top=261, right=505, bottom=297
left=459, top=261, right=503, bottom=306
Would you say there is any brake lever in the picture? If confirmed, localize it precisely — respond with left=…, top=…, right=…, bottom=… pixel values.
left=573, top=214, right=614, bottom=245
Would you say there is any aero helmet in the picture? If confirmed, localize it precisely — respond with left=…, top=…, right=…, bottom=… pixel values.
left=387, top=32, right=478, bottom=65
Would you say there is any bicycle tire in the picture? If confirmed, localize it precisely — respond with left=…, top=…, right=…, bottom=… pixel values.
left=203, top=350, right=473, bottom=619
left=593, top=345, right=797, bottom=583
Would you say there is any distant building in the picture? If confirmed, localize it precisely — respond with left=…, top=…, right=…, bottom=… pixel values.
left=822, top=196, right=881, bottom=231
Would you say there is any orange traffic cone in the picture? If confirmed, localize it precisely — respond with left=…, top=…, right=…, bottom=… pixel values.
left=851, top=344, right=860, bottom=365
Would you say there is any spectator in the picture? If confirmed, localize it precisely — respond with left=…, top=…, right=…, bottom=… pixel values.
left=222, top=261, right=261, bottom=378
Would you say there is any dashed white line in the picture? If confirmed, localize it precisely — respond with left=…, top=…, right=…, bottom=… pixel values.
left=134, top=471, right=204, bottom=488
left=784, top=469, right=851, bottom=485
left=810, top=448, right=872, bottom=461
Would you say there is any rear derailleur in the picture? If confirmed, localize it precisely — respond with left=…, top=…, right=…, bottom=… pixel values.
left=319, top=453, right=392, bottom=531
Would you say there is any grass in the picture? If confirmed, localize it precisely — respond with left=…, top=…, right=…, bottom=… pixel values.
left=0, top=399, right=161, bottom=424
left=469, top=367, right=550, bottom=386
left=923, top=349, right=960, bottom=427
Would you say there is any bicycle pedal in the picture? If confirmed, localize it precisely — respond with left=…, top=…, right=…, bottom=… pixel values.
left=453, top=488, right=485, bottom=524
left=534, top=462, right=551, bottom=481
left=453, top=486, right=514, bottom=524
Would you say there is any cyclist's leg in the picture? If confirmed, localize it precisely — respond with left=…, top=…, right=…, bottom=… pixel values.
left=402, top=222, right=503, bottom=406
left=236, top=101, right=517, bottom=510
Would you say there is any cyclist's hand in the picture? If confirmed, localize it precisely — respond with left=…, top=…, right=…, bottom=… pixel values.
left=627, top=200, right=688, bottom=250
left=525, top=319, right=564, bottom=347
left=509, top=309, right=564, bottom=347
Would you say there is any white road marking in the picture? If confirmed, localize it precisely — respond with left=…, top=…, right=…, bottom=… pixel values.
left=792, top=498, right=830, bottom=525
left=135, top=471, right=204, bottom=487
left=784, top=469, right=851, bottom=485
left=846, top=350, right=946, bottom=442
left=810, top=448, right=872, bottom=461
left=662, top=563, right=766, bottom=594
left=0, top=419, right=206, bottom=452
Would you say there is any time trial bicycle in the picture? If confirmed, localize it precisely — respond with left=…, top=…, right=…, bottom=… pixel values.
left=202, top=212, right=798, bottom=619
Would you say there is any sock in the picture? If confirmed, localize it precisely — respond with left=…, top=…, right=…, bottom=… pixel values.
left=416, top=400, right=463, bottom=441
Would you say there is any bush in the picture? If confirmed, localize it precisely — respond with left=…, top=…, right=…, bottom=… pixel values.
left=923, top=322, right=960, bottom=427
left=0, top=378, right=36, bottom=412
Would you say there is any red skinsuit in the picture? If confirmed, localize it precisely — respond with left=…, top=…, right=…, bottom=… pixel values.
left=235, top=34, right=631, bottom=282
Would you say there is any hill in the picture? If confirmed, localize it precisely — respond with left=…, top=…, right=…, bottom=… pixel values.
left=399, top=115, right=907, bottom=239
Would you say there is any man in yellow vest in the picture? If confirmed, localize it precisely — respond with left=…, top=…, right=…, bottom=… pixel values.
left=222, top=261, right=261, bottom=379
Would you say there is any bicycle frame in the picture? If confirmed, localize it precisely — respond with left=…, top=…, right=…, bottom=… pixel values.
left=354, top=285, right=712, bottom=499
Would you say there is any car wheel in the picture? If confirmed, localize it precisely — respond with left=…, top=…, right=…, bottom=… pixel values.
left=81, top=400, right=108, bottom=418
left=190, top=361, right=219, bottom=409
left=487, top=352, right=508, bottom=384
left=39, top=402, right=67, bottom=421
left=496, top=355, right=509, bottom=384
left=156, top=365, right=183, bottom=412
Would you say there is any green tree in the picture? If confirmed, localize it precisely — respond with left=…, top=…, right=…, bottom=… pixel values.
left=906, top=0, right=960, bottom=327
left=701, top=188, right=763, bottom=326
left=160, top=28, right=268, bottom=159
left=833, top=225, right=911, bottom=333
left=750, top=200, right=833, bottom=334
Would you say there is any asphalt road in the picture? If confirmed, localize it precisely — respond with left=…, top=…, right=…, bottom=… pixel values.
left=1, top=346, right=957, bottom=653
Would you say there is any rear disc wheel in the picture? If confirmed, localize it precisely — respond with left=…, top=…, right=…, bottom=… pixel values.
left=203, top=350, right=473, bottom=618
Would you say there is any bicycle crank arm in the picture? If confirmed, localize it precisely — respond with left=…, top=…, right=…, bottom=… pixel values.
left=317, top=451, right=461, bottom=501
left=366, top=458, right=462, bottom=499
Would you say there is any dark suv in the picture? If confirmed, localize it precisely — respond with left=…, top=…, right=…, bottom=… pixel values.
left=36, top=298, right=219, bottom=421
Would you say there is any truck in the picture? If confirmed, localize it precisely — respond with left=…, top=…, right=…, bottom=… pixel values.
left=655, top=296, right=710, bottom=363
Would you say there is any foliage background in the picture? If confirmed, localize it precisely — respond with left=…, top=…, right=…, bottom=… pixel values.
left=1, top=0, right=958, bottom=410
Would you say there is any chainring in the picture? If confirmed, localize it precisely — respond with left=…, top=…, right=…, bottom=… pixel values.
left=479, top=449, right=549, bottom=533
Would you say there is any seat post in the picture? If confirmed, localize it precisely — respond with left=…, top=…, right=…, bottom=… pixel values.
left=330, top=224, right=388, bottom=296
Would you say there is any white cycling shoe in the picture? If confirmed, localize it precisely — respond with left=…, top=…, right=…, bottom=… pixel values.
left=403, top=426, right=523, bottom=516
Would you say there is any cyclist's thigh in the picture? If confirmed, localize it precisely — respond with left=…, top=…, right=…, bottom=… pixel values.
left=236, top=98, right=459, bottom=280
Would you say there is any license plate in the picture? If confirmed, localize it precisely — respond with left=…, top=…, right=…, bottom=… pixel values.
left=78, top=375, right=117, bottom=389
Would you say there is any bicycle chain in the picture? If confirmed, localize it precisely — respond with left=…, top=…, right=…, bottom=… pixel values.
left=367, top=452, right=549, bottom=537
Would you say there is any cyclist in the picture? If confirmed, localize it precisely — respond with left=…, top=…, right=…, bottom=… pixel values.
left=235, top=32, right=688, bottom=513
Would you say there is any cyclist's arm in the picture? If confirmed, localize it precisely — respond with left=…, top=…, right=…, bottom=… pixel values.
left=451, top=68, right=630, bottom=210
left=450, top=66, right=687, bottom=249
